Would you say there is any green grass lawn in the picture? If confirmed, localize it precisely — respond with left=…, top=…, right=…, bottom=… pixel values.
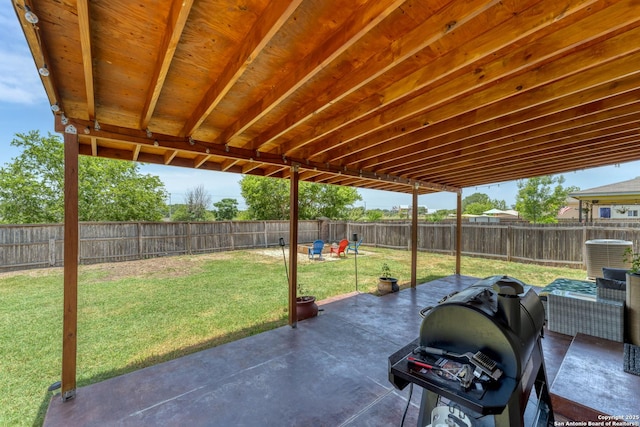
left=0, top=247, right=586, bottom=426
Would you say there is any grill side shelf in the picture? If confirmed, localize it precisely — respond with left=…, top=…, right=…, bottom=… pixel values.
left=388, top=338, right=517, bottom=415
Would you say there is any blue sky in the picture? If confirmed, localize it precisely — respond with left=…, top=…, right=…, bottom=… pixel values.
left=2, top=3, right=639, bottom=212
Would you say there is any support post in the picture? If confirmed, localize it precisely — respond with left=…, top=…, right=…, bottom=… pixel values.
left=62, top=124, right=79, bottom=400
left=288, top=165, right=299, bottom=328
left=411, top=184, right=418, bottom=288
left=456, top=190, right=462, bottom=275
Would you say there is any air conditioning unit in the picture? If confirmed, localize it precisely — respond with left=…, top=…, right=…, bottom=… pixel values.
left=585, top=239, right=633, bottom=279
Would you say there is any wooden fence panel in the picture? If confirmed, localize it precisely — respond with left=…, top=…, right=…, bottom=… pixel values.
left=462, top=225, right=508, bottom=258
left=189, top=222, right=234, bottom=253
left=3, top=220, right=640, bottom=273
left=0, top=224, right=64, bottom=271
left=142, top=222, right=189, bottom=258
left=80, top=222, right=140, bottom=263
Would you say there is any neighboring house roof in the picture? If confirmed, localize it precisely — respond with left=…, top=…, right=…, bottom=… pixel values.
left=568, top=177, right=640, bottom=204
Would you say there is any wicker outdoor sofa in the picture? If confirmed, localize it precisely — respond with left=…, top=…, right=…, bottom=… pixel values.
left=545, top=268, right=626, bottom=342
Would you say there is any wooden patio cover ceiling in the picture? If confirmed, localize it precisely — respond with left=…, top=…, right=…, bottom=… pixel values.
left=15, top=0, right=640, bottom=196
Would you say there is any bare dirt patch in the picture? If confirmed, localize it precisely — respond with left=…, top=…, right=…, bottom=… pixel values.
left=0, top=248, right=372, bottom=282
left=0, top=252, right=235, bottom=282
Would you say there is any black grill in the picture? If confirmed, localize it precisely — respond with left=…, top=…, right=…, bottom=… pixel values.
left=389, top=276, right=554, bottom=426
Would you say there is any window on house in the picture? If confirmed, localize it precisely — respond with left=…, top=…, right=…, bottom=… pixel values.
left=628, top=210, right=638, bottom=217
left=600, top=207, right=611, bottom=218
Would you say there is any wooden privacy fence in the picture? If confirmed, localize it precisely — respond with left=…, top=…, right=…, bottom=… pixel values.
left=0, top=221, right=319, bottom=272
left=1, top=220, right=640, bottom=272
left=330, top=221, right=640, bottom=268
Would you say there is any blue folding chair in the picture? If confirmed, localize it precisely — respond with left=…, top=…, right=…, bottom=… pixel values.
left=346, top=238, right=362, bottom=254
left=308, top=240, right=324, bottom=259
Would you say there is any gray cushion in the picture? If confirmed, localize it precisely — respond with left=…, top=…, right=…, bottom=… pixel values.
left=596, top=277, right=626, bottom=291
left=602, top=267, right=629, bottom=282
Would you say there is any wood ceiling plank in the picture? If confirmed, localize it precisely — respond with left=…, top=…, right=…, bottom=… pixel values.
left=410, top=120, right=640, bottom=180
left=140, top=0, right=195, bottom=129
left=450, top=139, right=640, bottom=187
left=213, top=0, right=410, bottom=145
left=194, top=154, right=210, bottom=168
left=247, top=0, right=506, bottom=152
left=337, top=47, right=640, bottom=173
left=242, top=162, right=263, bottom=174
left=263, top=166, right=286, bottom=178
left=431, top=132, right=640, bottom=181
left=408, top=109, right=640, bottom=169
left=221, top=159, right=240, bottom=172
left=374, top=99, right=640, bottom=175
left=355, top=82, right=640, bottom=172
left=282, top=0, right=603, bottom=159
left=164, top=149, right=178, bottom=165
left=313, top=13, right=640, bottom=165
left=180, top=0, right=303, bottom=137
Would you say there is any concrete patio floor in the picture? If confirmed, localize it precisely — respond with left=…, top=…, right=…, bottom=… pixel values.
left=43, top=275, right=637, bottom=426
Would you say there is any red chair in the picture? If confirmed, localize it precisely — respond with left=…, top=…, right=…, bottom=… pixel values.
left=330, top=239, right=349, bottom=257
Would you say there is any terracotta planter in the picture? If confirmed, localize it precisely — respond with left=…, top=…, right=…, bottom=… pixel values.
left=296, top=296, right=319, bottom=321
left=378, top=277, right=399, bottom=294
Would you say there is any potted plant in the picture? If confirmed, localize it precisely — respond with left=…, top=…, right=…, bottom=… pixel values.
left=623, top=247, right=640, bottom=346
left=378, top=262, right=399, bottom=294
left=296, top=283, right=318, bottom=321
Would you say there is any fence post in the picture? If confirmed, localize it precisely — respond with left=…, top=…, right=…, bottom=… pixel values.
left=450, top=223, right=455, bottom=256
left=230, top=222, right=235, bottom=250
left=137, top=222, right=143, bottom=260
left=374, top=223, right=378, bottom=247
left=49, top=238, right=56, bottom=266
left=264, top=221, right=268, bottom=247
left=507, top=225, right=512, bottom=262
left=187, top=222, right=192, bottom=255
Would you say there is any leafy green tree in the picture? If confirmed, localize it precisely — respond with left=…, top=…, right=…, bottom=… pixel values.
left=0, top=131, right=167, bottom=223
left=240, top=176, right=361, bottom=220
left=462, top=192, right=490, bottom=211
left=465, top=201, right=494, bottom=215
left=240, top=176, right=290, bottom=220
left=213, top=198, right=238, bottom=220
left=462, top=192, right=507, bottom=215
left=515, top=175, right=578, bottom=223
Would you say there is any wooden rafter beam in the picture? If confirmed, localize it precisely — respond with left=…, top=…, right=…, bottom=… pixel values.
left=266, top=0, right=510, bottom=155
left=132, top=144, right=141, bottom=161
left=242, top=162, right=262, bottom=174
left=221, top=159, right=240, bottom=172
left=12, top=2, right=61, bottom=110
left=140, top=0, right=195, bottom=129
left=338, top=49, right=640, bottom=173
left=216, top=0, right=409, bottom=146
left=427, top=131, right=640, bottom=184
left=163, top=149, right=178, bottom=165
left=364, top=90, right=640, bottom=175
left=76, top=0, right=95, bottom=120
left=194, top=154, right=210, bottom=168
left=62, top=117, right=458, bottom=193
left=180, top=0, right=303, bottom=137
left=276, top=0, right=603, bottom=158
left=312, top=11, right=640, bottom=166
left=397, top=108, right=640, bottom=179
